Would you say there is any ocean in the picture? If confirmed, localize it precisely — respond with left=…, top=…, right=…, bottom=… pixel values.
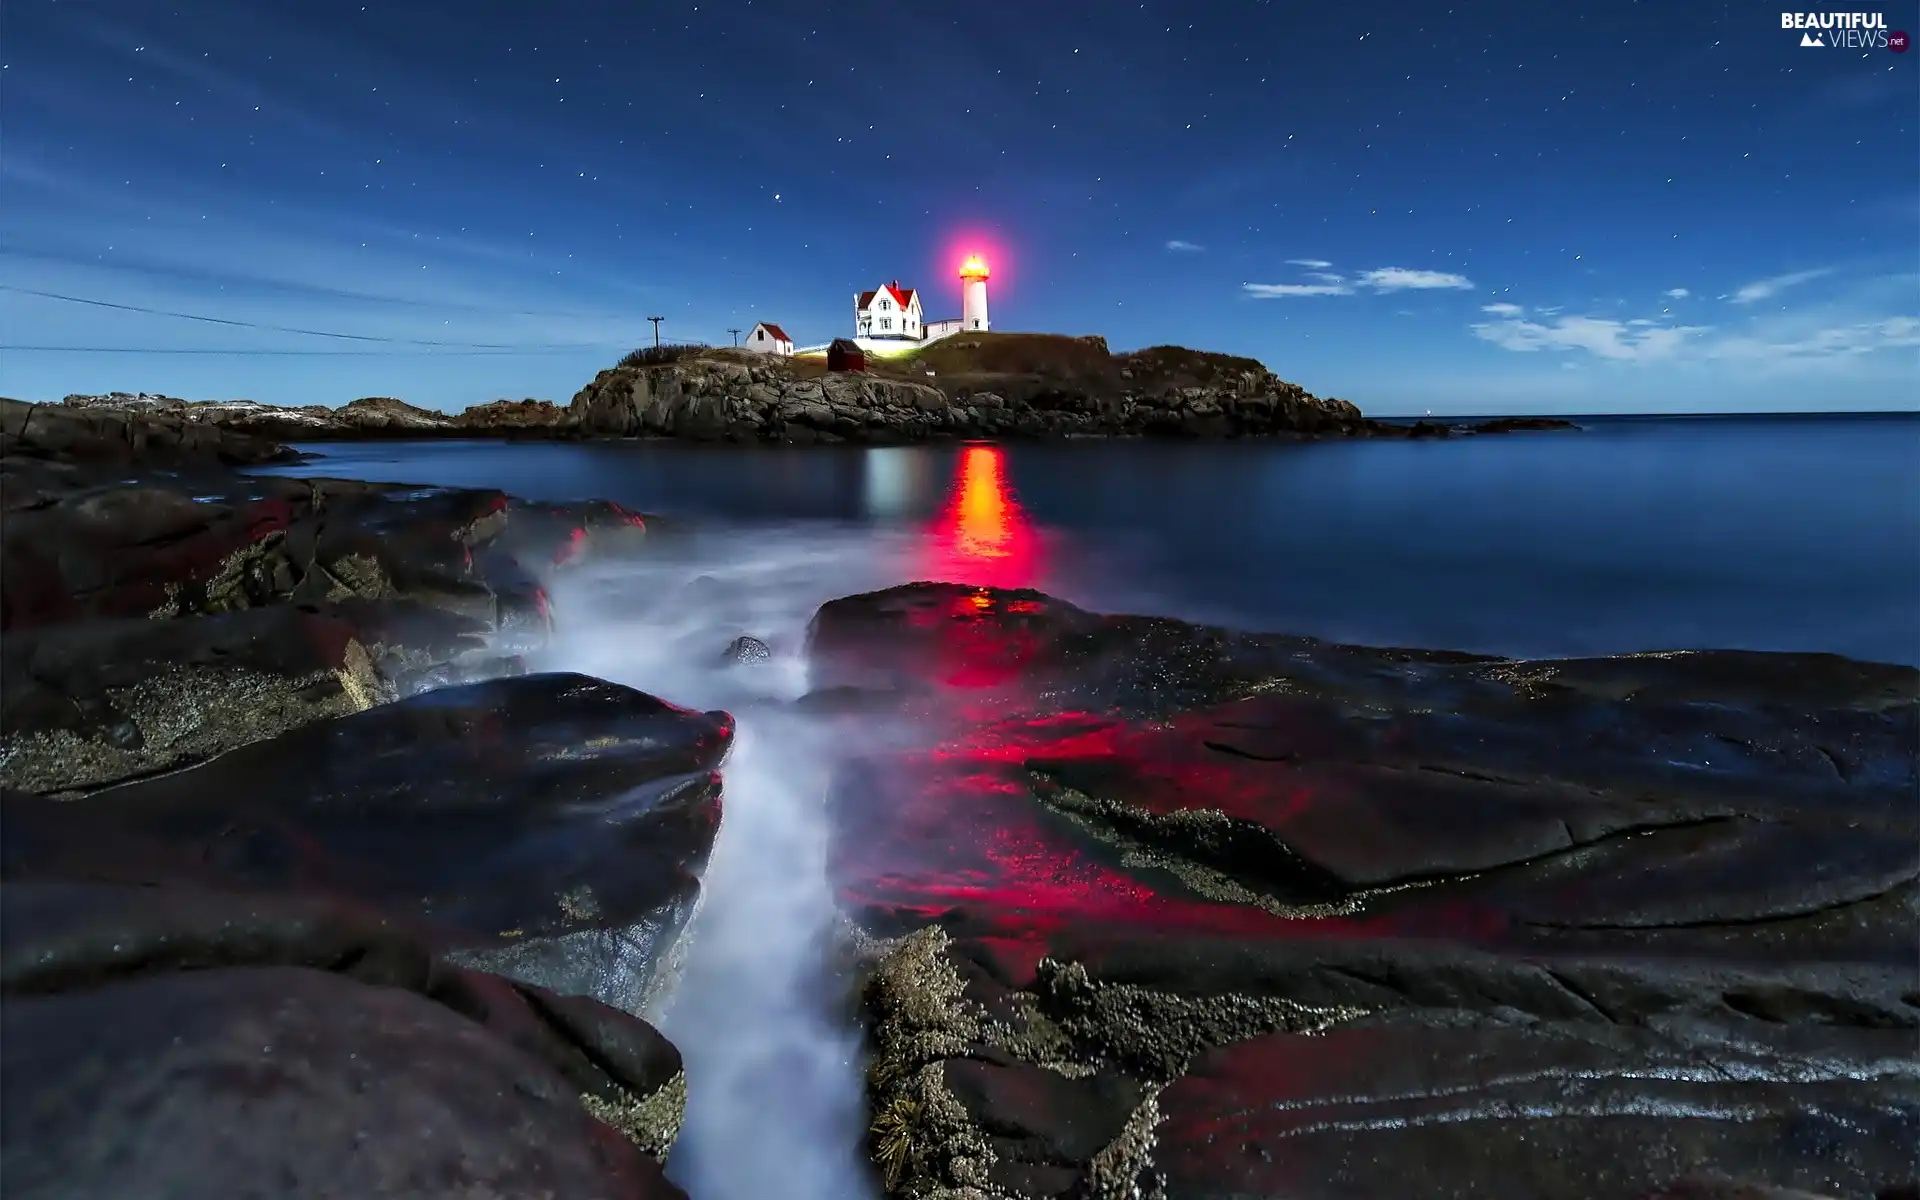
left=259, top=413, right=1920, bottom=667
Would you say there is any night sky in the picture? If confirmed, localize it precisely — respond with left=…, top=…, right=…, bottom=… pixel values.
left=4, top=0, right=1916, bottom=415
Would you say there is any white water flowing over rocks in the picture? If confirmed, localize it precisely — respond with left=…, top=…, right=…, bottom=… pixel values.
left=525, top=507, right=1206, bottom=1197
left=534, top=523, right=923, bottom=1200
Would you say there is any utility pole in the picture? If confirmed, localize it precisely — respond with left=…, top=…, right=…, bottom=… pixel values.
left=646, top=316, right=664, bottom=348
left=728, top=327, right=742, bottom=347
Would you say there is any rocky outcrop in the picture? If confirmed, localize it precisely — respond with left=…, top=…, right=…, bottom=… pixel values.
left=0, top=421, right=660, bottom=791
left=809, top=583, right=1920, bottom=1200
left=3, top=393, right=298, bottom=468
left=40, top=343, right=1583, bottom=445
left=1467, top=414, right=1581, bottom=433
left=0, top=397, right=716, bottom=1191
left=52, top=391, right=573, bottom=441
left=571, top=358, right=968, bottom=442
left=568, top=355, right=1372, bottom=443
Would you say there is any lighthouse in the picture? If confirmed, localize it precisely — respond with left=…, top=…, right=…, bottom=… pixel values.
left=959, top=254, right=991, bottom=332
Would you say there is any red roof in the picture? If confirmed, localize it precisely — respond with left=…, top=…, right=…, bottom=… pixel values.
left=858, top=282, right=918, bottom=310
left=756, top=323, right=791, bottom=342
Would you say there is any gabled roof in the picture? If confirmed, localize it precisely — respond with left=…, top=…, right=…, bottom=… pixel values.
left=857, top=282, right=918, bottom=310
left=753, top=322, right=791, bottom=342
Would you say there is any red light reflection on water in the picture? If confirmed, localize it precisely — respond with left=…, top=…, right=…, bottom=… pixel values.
left=922, top=444, right=1040, bottom=590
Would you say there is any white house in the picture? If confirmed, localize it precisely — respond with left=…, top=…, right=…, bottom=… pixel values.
left=854, top=282, right=923, bottom=341
left=742, top=322, right=793, bottom=356
left=797, top=256, right=995, bottom=359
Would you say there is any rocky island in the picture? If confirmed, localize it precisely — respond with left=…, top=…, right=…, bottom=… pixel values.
left=45, top=332, right=1578, bottom=444
left=2, top=394, right=1908, bottom=1200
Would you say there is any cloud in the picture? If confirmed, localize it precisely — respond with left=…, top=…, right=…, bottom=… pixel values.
left=1245, top=263, right=1475, bottom=300
left=1705, top=315, right=1920, bottom=362
left=1471, top=313, right=1705, bottom=361
left=1728, top=268, right=1832, bottom=305
left=1664, top=288, right=1690, bottom=299
left=1357, top=267, right=1475, bottom=292
left=1243, top=282, right=1354, bottom=298
left=1164, top=240, right=1205, bottom=253
left=1472, top=296, right=1919, bottom=368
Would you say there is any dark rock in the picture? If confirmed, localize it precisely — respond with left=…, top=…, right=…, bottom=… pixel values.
left=486, top=496, right=646, bottom=567
left=0, top=879, right=689, bottom=1199
left=943, top=1056, right=1144, bottom=1172
left=44, top=334, right=1391, bottom=446
left=1637, top=1182, right=1843, bottom=1199
left=1152, top=1016, right=1919, bottom=1200
left=51, top=391, right=573, bottom=442
left=825, top=583, right=1920, bottom=1199
left=0, top=452, right=670, bottom=791
left=1, top=398, right=723, bottom=1194
left=0, top=471, right=510, bottom=632
left=2, top=394, right=297, bottom=467
left=0, top=602, right=465, bottom=793
left=1468, top=415, right=1581, bottom=433
left=2, top=672, right=734, bottom=1014
left=723, top=634, right=772, bottom=665
left=29, top=339, right=1581, bottom=446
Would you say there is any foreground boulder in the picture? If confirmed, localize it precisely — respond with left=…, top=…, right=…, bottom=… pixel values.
left=3, top=672, right=733, bottom=1015
left=1, top=879, right=689, bottom=1200
left=812, top=583, right=1920, bottom=1200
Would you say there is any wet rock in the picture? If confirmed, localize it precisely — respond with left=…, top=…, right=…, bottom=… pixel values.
left=0, top=470, right=503, bottom=631
left=0, top=601, right=495, bottom=794
left=821, top=583, right=1920, bottom=1199
left=941, top=1057, right=1145, bottom=1192
left=462, top=496, right=653, bottom=597
left=0, top=443, right=670, bottom=791
left=1151, top=1015, right=1919, bottom=1200
left=2, top=672, right=734, bottom=1015
left=722, top=634, right=772, bottom=665
left=1636, top=1182, right=1847, bottom=1200
left=0, top=879, right=689, bottom=1199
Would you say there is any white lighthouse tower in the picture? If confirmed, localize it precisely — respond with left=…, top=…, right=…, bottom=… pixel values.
left=959, top=253, right=991, bottom=332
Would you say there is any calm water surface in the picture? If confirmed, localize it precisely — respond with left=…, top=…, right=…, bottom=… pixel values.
left=260, top=414, right=1920, bottom=666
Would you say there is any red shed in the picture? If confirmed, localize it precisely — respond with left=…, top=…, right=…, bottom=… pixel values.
left=826, top=337, right=867, bottom=373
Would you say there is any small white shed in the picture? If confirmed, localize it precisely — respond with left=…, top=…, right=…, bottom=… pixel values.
left=743, top=322, right=794, bottom=356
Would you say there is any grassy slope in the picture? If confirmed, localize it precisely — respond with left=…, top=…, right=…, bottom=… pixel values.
left=673, top=333, right=1296, bottom=404
left=769, top=332, right=1281, bottom=397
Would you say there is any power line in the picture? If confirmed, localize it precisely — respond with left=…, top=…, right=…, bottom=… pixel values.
left=0, top=345, right=611, bottom=357
left=0, top=285, right=623, bottom=350
left=0, top=244, right=630, bottom=320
